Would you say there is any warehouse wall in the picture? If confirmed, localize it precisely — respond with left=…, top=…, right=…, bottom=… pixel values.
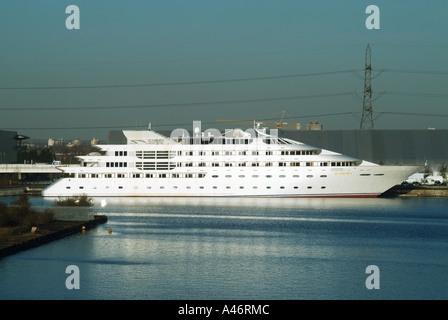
left=0, top=130, right=17, bottom=164
left=281, top=129, right=448, bottom=170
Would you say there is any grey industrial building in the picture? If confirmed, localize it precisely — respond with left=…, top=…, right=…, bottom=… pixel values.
left=281, top=129, right=448, bottom=171
left=0, top=130, right=18, bottom=164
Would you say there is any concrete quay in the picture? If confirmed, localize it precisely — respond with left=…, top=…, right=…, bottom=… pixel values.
left=381, top=185, right=448, bottom=198
left=0, top=215, right=108, bottom=259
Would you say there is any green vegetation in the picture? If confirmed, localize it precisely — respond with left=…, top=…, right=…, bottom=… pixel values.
left=0, top=174, right=15, bottom=186
left=0, top=194, right=54, bottom=228
left=17, top=147, right=55, bottom=164
left=0, top=194, right=93, bottom=228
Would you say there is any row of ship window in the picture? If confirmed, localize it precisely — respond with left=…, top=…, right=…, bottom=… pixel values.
left=67, top=185, right=328, bottom=190
left=129, top=150, right=319, bottom=159
left=128, top=161, right=355, bottom=170
left=77, top=173, right=327, bottom=179
left=103, top=159, right=356, bottom=169
left=76, top=172, right=384, bottom=179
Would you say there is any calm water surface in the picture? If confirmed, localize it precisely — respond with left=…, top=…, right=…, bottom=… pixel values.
left=0, top=196, right=447, bottom=300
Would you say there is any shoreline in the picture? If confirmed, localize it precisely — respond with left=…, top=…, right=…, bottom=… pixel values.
left=0, top=215, right=107, bottom=259
left=380, top=185, right=448, bottom=198
left=0, top=187, right=28, bottom=197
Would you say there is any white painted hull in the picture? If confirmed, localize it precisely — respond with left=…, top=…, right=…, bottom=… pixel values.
left=42, top=164, right=421, bottom=198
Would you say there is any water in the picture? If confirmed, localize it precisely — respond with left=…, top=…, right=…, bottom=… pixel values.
left=0, top=196, right=447, bottom=300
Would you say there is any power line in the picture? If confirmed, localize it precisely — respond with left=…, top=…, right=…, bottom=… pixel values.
left=383, top=69, right=448, bottom=75
left=386, top=91, right=448, bottom=98
left=0, top=92, right=353, bottom=112
left=1, top=89, right=446, bottom=112
left=0, top=70, right=354, bottom=90
left=352, top=68, right=448, bottom=80
left=4, top=111, right=447, bottom=131
left=383, top=111, right=448, bottom=118
left=1, top=68, right=446, bottom=91
left=0, top=44, right=375, bottom=67
left=0, top=125, right=143, bottom=131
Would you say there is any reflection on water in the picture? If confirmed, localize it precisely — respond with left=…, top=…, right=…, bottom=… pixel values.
left=90, top=196, right=404, bottom=210
left=0, top=197, right=447, bottom=300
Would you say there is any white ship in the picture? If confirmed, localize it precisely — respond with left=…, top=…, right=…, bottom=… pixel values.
left=42, top=122, right=422, bottom=198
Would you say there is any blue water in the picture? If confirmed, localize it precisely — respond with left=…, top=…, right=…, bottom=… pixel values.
left=0, top=196, right=447, bottom=300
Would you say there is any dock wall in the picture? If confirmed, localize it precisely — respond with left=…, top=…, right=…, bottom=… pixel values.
left=381, top=185, right=448, bottom=197
left=0, top=215, right=107, bottom=258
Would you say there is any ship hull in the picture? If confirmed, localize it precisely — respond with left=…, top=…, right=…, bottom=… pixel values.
left=42, top=165, right=422, bottom=198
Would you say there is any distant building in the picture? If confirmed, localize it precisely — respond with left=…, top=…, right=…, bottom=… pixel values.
left=55, top=138, right=64, bottom=147
left=67, top=140, right=81, bottom=148
left=91, top=138, right=100, bottom=146
left=48, top=138, right=55, bottom=147
left=0, top=130, right=29, bottom=164
left=305, top=121, right=323, bottom=131
left=0, top=130, right=17, bottom=164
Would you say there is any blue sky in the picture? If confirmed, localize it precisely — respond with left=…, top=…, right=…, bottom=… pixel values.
left=0, top=0, right=447, bottom=140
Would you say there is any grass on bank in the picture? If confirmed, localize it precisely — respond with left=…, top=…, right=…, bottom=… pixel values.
left=0, top=194, right=54, bottom=228
left=0, top=194, right=95, bottom=249
left=0, top=194, right=93, bottom=228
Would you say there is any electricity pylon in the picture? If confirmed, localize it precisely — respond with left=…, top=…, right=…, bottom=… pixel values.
left=360, top=44, right=374, bottom=129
